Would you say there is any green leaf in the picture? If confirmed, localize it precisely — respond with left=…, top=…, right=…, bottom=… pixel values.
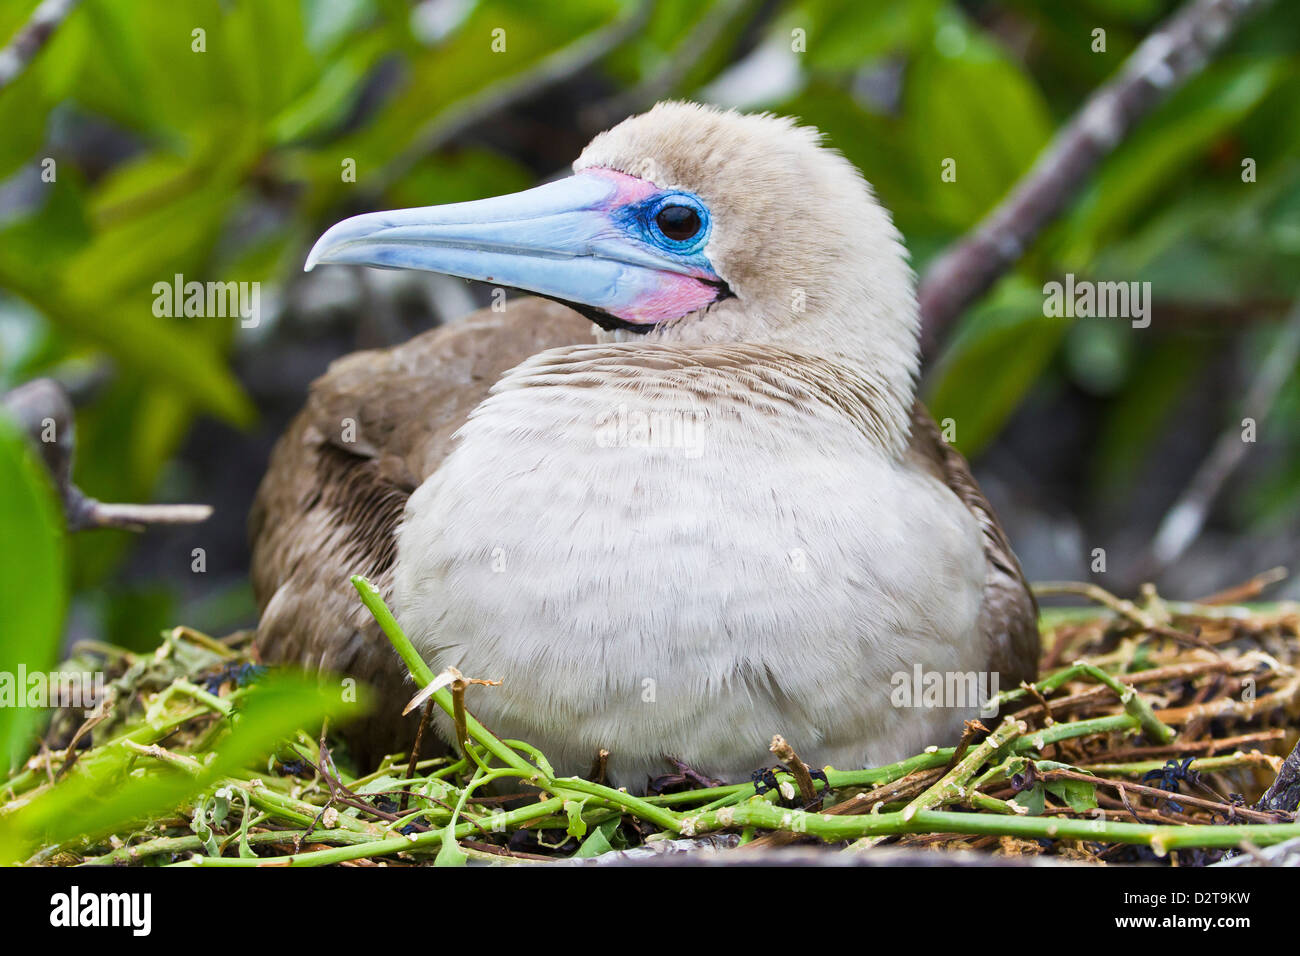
left=0, top=672, right=362, bottom=863
left=309, top=0, right=630, bottom=202
left=73, top=0, right=229, bottom=136
left=0, top=119, right=258, bottom=427
left=0, top=1, right=41, bottom=39
left=0, top=140, right=256, bottom=425
left=573, top=817, right=624, bottom=859
left=1091, top=341, right=1209, bottom=500
left=0, top=56, right=51, bottom=181
left=1059, top=58, right=1288, bottom=265
left=223, top=0, right=319, bottom=121
left=352, top=773, right=402, bottom=796
left=434, top=838, right=469, bottom=866
left=926, top=277, right=1069, bottom=457
left=1014, top=785, right=1045, bottom=815
left=0, top=171, right=92, bottom=271
left=0, top=273, right=253, bottom=426
left=190, top=795, right=222, bottom=856
left=1011, top=763, right=1098, bottom=816
left=304, top=0, right=376, bottom=55
left=267, top=32, right=387, bottom=145
left=71, top=0, right=322, bottom=140
left=0, top=414, right=67, bottom=772
left=1037, top=761, right=1099, bottom=814
left=1062, top=317, right=1133, bottom=396
left=907, top=16, right=1053, bottom=228
left=383, top=149, right=535, bottom=212
left=69, top=121, right=260, bottom=306
left=564, top=799, right=589, bottom=841
left=605, top=0, right=736, bottom=87
left=788, top=0, right=943, bottom=70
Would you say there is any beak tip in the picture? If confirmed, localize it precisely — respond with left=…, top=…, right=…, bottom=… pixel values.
left=303, top=240, right=329, bottom=273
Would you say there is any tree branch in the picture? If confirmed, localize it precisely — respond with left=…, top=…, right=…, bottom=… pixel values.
left=3, top=378, right=212, bottom=532
left=0, top=0, right=81, bottom=93
left=917, top=0, right=1271, bottom=357
left=1142, top=294, right=1300, bottom=575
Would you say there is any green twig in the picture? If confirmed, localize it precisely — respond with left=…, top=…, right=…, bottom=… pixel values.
left=901, top=716, right=1027, bottom=821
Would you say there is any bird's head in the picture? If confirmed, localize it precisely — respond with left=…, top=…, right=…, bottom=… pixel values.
left=307, top=102, right=918, bottom=374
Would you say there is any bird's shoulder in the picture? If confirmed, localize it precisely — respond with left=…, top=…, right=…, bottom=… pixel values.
left=249, top=298, right=592, bottom=763
left=904, top=403, right=1040, bottom=689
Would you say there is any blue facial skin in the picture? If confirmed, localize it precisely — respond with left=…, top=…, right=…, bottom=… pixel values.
left=612, top=190, right=715, bottom=275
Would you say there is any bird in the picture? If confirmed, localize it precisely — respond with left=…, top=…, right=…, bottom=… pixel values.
left=250, top=102, right=1038, bottom=787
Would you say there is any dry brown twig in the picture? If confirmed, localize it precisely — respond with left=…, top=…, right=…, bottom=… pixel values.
left=769, top=734, right=819, bottom=805
left=1195, top=567, right=1289, bottom=606
left=1033, top=580, right=1215, bottom=650
left=943, top=719, right=992, bottom=773
left=1039, top=768, right=1288, bottom=824
left=400, top=699, right=438, bottom=813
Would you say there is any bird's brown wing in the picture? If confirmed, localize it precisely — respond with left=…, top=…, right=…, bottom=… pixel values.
left=250, top=299, right=593, bottom=764
left=905, top=403, right=1040, bottom=691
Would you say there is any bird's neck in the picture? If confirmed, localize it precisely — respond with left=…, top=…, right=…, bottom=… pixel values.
left=594, top=293, right=921, bottom=458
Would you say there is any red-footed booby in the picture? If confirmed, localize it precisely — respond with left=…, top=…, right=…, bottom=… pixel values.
left=251, top=102, right=1037, bottom=785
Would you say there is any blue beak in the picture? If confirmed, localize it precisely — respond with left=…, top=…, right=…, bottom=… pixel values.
left=305, top=171, right=725, bottom=328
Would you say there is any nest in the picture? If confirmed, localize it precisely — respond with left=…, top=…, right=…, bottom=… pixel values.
left=3, top=573, right=1298, bottom=867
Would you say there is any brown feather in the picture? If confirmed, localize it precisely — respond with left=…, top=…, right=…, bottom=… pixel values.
left=905, top=405, right=1040, bottom=692
left=249, top=300, right=593, bottom=763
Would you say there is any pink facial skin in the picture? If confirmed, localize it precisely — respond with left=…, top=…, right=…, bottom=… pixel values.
left=582, top=168, right=724, bottom=326
left=611, top=273, right=724, bottom=325
left=583, top=167, right=660, bottom=204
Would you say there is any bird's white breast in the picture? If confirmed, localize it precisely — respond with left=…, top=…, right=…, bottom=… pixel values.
left=392, top=345, right=987, bottom=785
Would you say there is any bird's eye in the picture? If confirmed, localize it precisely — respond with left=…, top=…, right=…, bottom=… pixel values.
left=655, top=204, right=702, bottom=242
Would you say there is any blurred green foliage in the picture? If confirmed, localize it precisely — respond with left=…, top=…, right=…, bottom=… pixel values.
left=0, top=669, right=362, bottom=861
left=1, top=0, right=1299, bottom=682
left=0, top=416, right=66, bottom=769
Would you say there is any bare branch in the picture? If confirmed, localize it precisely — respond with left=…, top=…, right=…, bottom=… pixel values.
left=917, top=0, right=1271, bottom=357
left=3, top=378, right=213, bottom=532
left=1143, top=295, right=1300, bottom=574
left=0, top=0, right=81, bottom=93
